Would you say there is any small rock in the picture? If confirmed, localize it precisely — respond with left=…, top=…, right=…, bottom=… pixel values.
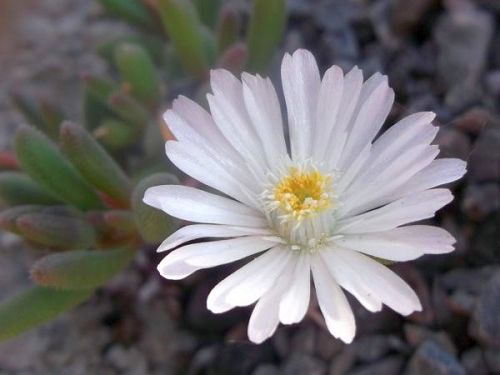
left=470, top=271, right=500, bottom=347
left=210, top=342, right=274, bottom=375
left=435, top=4, right=494, bottom=90
left=282, top=353, right=326, bottom=375
left=390, top=0, right=436, bottom=35
left=484, top=348, right=500, bottom=373
left=454, top=107, right=499, bottom=135
left=468, top=128, right=500, bottom=182
left=404, top=324, right=456, bottom=355
left=434, top=128, right=471, bottom=161
left=447, top=290, right=476, bottom=316
left=291, top=325, right=317, bottom=354
left=470, top=212, right=500, bottom=265
left=462, top=183, right=500, bottom=221
left=252, top=364, right=280, bottom=375
left=441, top=267, right=497, bottom=294
left=329, top=346, right=357, bottom=375
left=316, top=330, right=344, bottom=361
left=354, top=334, right=407, bottom=362
left=348, top=355, right=405, bottom=375
left=460, top=347, right=488, bottom=375
left=405, top=340, right=466, bottom=375
left=485, top=70, right=500, bottom=96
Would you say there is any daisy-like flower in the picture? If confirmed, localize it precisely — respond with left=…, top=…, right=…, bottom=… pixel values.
left=144, top=49, right=466, bottom=344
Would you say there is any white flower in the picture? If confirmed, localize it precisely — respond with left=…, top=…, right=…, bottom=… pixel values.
left=144, top=49, right=466, bottom=344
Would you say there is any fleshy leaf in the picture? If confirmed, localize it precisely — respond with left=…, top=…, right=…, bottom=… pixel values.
left=31, top=248, right=135, bottom=290
left=193, top=0, right=221, bottom=29
left=132, top=173, right=179, bottom=243
left=0, top=205, right=41, bottom=234
left=0, top=172, right=60, bottom=207
left=94, top=118, right=138, bottom=150
left=246, top=0, right=286, bottom=73
left=59, top=121, right=131, bottom=206
left=114, top=43, right=160, bottom=108
left=0, top=286, right=92, bottom=342
left=16, top=210, right=97, bottom=250
left=15, top=126, right=104, bottom=210
left=157, top=0, right=209, bottom=79
left=98, top=0, right=159, bottom=31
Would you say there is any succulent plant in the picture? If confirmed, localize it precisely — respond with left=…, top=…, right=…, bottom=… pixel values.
left=0, top=0, right=286, bottom=341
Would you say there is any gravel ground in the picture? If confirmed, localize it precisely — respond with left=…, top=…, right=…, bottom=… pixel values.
left=0, top=0, right=499, bottom=374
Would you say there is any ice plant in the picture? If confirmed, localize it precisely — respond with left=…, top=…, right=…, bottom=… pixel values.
left=144, top=49, right=466, bottom=344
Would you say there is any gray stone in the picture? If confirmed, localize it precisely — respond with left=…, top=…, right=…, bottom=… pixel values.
left=403, top=324, right=456, bottom=355
left=348, top=355, right=405, bottom=375
left=316, top=330, right=344, bottom=361
left=460, top=347, right=488, bottom=375
left=283, top=353, right=326, bottom=375
left=354, top=334, right=407, bottom=362
left=435, top=4, right=494, bottom=91
left=484, top=348, right=500, bottom=373
left=462, top=183, right=500, bottom=221
left=405, top=340, right=466, bottom=375
left=253, top=364, right=281, bottom=375
left=291, top=325, right=317, bottom=354
left=471, top=271, right=500, bottom=347
left=468, top=128, right=500, bottom=182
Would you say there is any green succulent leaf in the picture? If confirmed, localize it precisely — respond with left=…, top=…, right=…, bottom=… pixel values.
left=94, top=118, right=139, bottom=150
left=16, top=210, right=97, bottom=250
left=0, top=172, right=61, bottom=207
left=193, top=0, right=221, bottom=29
left=0, top=205, right=42, bottom=234
left=246, top=0, right=286, bottom=73
left=98, top=0, right=159, bottom=31
left=31, top=247, right=135, bottom=290
left=157, top=0, right=209, bottom=79
left=132, top=173, right=179, bottom=243
left=114, top=43, right=160, bottom=108
left=59, top=121, right=131, bottom=206
left=0, top=286, right=92, bottom=342
left=10, top=91, right=46, bottom=132
left=108, top=91, right=151, bottom=127
left=14, top=126, right=104, bottom=210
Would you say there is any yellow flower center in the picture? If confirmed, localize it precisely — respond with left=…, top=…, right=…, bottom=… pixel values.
left=273, top=167, right=334, bottom=220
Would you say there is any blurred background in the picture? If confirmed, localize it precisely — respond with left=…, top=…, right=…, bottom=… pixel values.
left=0, top=0, right=499, bottom=374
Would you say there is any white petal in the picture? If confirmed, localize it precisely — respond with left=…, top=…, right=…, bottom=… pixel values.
left=165, top=141, right=260, bottom=208
left=334, top=225, right=456, bottom=261
left=143, top=185, right=266, bottom=227
left=337, top=189, right=454, bottom=234
left=247, top=268, right=293, bottom=344
left=241, top=73, right=288, bottom=166
left=279, top=253, right=311, bottom=324
left=321, top=249, right=382, bottom=312
left=312, top=65, right=344, bottom=161
left=157, top=224, right=274, bottom=252
left=340, top=145, right=440, bottom=216
left=332, top=247, right=422, bottom=315
left=311, top=255, right=356, bottom=343
left=338, top=76, right=395, bottom=169
left=208, top=69, right=266, bottom=170
left=207, top=246, right=291, bottom=313
left=281, top=49, right=321, bottom=160
left=326, top=67, right=363, bottom=169
left=394, top=158, right=467, bottom=196
left=168, top=97, right=239, bottom=161
left=157, top=236, right=275, bottom=280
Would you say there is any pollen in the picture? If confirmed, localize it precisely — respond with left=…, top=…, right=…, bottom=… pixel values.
left=273, top=167, right=334, bottom=220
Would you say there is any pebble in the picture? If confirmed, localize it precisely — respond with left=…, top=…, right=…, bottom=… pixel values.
left=405, top=340, right=466, bottom=375
left=470, top=271, right=500, bottom=347
left=282, top=353, right=327, bottom=375
left=460, top=347, right=489, bottom=375
left=462, top=183, right=500, bottom=221
left=348, top=355, right=405, bottom=375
